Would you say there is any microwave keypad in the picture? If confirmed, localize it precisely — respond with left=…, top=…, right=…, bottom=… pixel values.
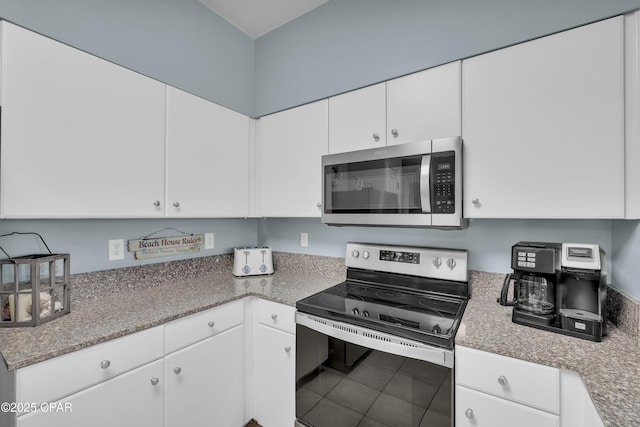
left=433, top=158, right=455, bottom=213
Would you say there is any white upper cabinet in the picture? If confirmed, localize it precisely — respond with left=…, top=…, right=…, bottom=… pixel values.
left=166, top=87, right=250, bottom=217
left=0, top=21, right=166, bottom=218
left=255, top=100, right=328, bottom=217
left=328, top=62, right=462, bottom=154
left=328, top=83, right=386, bottom=153
left=462, top=17, right=624, bottom=218
left=386, top=61, right=461, bottom=145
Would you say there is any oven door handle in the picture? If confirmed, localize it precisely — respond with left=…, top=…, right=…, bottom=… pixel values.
left=420, top=154, right=432, bottom=213
left=295, top=312, right=453, bottom=368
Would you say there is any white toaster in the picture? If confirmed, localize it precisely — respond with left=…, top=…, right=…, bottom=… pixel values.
left=232, top=246, right=274, bottom=277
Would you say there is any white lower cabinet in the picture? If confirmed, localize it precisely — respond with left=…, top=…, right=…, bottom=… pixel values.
left=165, top=325, right=245, bottom=427
left=252, top=299, right=296, bottom=427
left=455, top=346, right=604, bottom=427
left=17, top=360, right=165, bottom=427
left=456, top=385, right=559, bottom=427
left=455, top=346, right=560, bottom=427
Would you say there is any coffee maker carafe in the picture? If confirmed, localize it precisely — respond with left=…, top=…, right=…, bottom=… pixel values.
left=499, top=241, right=608, bottom=342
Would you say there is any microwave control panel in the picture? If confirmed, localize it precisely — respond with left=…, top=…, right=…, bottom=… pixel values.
left=432, top=151, right=456, bottom=214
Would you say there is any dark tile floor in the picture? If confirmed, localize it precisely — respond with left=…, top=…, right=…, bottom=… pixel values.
left=296, top=350, right=452, bottom=427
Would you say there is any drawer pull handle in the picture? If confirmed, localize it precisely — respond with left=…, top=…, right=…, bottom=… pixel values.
left=285, top=346, right=292, bottom=353
left=150, top=377, right=159, bottom=386
left=498, top=375, right=508, bottom=386
left=100, top=360, right=111, bottom=369
left=174, top=367, right=182, bottom=375
left=271, top=314, right=278, bottom=320
left=208, top=321, right=215, bottom=328
left=465, top=408, right=474, bottom=419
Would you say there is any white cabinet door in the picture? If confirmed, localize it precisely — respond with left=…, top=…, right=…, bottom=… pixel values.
left=456, top=386, right=559, bottom=427
left=17, top=360, right=164, bottom=427
left=166, top=87, right=251, bottom=217
left=165, top=325, right=245, bottom=427
left=328, top=83, right=386, bottom=153
left=387, top=61, right=462, bottom=145
left=256, top=100, right=328, bottom=217
left=0, top=21, right=166, bottom=218
left=462, top=17, right=624, bottom=218
left=455, top=346, right=559, bottom=414
left=253, top=324, right=295, bottom=427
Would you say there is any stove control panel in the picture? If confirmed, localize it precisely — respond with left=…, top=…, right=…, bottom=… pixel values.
left=379, top=250, right=420, bottom=264
left=346, top=242, right=468, bottom=282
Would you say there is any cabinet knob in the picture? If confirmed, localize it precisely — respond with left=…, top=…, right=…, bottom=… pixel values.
left=173, top=202, right=180, bottom=208
left=391, top=128, right=399, bottom=137
left=285, top=346, right=292, bottom=353
left=153, top=200, right=161, bottom=207
left=373, top=133, right=380, bottom=141
left=317, top=202, right=322, bottom=208
left=208, top=321, right=215, bottom=328
left=271, top=314, right=278, bottom=320
left=100, top=360, right=111, bottom=369
left=465, top=408, right=474, bottom=419
left=498, top=375, right=508, bottom=386
left=150, top=377, right=160, bottom=386
left=174, top=367, right=182, bottom=375
left=471, top=198, right=480, bottom=205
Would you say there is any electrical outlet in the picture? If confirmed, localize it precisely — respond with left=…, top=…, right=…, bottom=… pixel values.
left=300, top=232, right=309, bottom=248
left=205, top=233, right=215, bottom=249
left=108, top=239, right=125, bottom=261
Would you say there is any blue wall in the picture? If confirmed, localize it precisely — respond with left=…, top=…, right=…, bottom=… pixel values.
left=258, top=218, right=613, bottom=275
left=611, top=221, right=640, bottom=297
left=255, top=0, right=640, bottom=116
left=0, top=0, right=255, bottom=116
left=0, top=219, right=258, bottom=274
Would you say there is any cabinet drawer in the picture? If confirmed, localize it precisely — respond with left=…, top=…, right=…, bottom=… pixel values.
left=455, top=346, right=559, bottom=414
left=16, top=326, right=164, bottom=408
left=456, top=385, right=559, bottom=427
left=255, top=299, right=296, bottom=334
left=165, top=299, right=243, bottom=354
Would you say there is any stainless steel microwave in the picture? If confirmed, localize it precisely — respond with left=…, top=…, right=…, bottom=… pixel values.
left=321, top=136, right=466, bottom=228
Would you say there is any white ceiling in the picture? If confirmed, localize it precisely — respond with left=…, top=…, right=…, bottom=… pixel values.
left=198, top=0, right=329, bottom=39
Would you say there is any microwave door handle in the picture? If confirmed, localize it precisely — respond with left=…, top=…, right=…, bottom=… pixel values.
left=420, top=154, right=431, bottom=213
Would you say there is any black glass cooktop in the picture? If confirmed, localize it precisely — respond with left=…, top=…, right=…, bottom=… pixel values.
left=296, top=278, right=467, bottom=349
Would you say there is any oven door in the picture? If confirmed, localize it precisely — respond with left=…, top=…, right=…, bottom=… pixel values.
left=295, top=312, right=454, bottom=427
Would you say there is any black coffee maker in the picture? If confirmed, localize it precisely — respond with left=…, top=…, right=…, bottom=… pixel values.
left=499, top=241, right=607, bottom=342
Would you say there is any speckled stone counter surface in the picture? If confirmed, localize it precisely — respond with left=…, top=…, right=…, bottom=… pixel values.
left=0, top=252, right=346, bottom=371
left=457, top=271, right=639, bottom=427
left=1, top=257, right=637, bottom=427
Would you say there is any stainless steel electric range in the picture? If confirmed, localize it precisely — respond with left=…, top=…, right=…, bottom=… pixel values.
left=295, top=242, right=469, bottom=427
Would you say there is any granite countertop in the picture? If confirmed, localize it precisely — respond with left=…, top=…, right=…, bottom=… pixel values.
left=457, top=271, right=639, bottom=427
left=0, top=255, right=637, bottom=427
left=0, top=253, right=346, bottom=371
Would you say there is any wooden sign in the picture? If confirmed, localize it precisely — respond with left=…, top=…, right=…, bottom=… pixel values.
left=128, top=235, right=203, bottom=260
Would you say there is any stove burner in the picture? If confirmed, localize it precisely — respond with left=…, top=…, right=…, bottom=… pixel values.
left=374, top=290, right=403, bottom=300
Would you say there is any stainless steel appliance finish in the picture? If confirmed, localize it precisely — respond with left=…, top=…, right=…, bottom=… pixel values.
left=295, top=243, right=469, bottom=427
left=321, top=136, right=466, bottom=228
